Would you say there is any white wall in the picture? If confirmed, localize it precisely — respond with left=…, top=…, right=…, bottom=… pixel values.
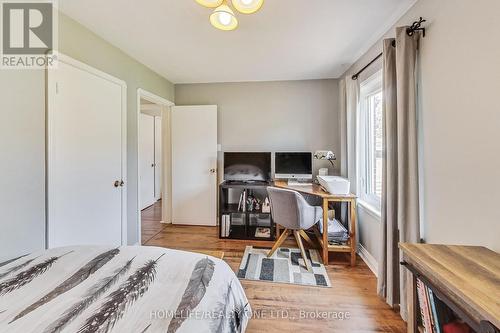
left=0, top=70, right=46, bottom=261
left=175, top=79, right=341, bottom=178
left=344, top=0, right=500, bottom=259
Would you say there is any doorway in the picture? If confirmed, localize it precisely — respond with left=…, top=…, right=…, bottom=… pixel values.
left=137, top=89, right=174, bottom=244
left=139, top=107, right=160, bottom=209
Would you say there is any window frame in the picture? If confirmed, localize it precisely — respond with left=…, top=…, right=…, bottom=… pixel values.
left=358, top=70, right=383, bottom=211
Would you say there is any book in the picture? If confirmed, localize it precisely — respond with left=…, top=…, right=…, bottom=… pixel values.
left=225, top=215, right=231, bottom=237
left=242, top=190, right=247, bottom=212
left=221, top=215, right=231, bottom=237
left=220, top=215, right=224, bottom=237
left=428, top=288, right=441, bottom=333
left=221, top=215, right=227, bottom=237
left=417, top=279, right=433, bottom=333
left=254, top=227, right=271, bottom=238
left=237, top=192, right=243, bottom=211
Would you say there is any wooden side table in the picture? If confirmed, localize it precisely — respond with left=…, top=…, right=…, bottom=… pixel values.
left=400, top=243, right=500, bottom=333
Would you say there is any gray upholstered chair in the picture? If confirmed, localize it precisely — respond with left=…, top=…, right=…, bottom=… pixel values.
left=266, top=186, right=322, bottom=271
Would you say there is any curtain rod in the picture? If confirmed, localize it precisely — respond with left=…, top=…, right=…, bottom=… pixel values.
left=351, top=17, right=426, bottom=80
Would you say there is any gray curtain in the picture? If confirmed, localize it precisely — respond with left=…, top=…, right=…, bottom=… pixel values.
left=378, top=26, right=421, bottom=320
left=339, top=79, right=348, bottom=178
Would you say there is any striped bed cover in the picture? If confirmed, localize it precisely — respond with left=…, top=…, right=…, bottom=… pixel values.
left=0, top=246, right=251, bottom=333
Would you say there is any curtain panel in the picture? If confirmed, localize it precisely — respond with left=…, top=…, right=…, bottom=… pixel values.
left=378, top=26, right=422, bottom=320
left=345, top=78, right=359, bottom=195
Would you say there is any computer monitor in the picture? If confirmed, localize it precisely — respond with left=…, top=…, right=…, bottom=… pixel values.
left=223, top=152, right=272, bottom=182
left=275, top=152, right=313, bottom=180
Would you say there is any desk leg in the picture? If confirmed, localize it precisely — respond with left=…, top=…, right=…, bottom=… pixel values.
left=350, top=199, right=357, bottom=267
left=322, top=199, right=329, bottom=265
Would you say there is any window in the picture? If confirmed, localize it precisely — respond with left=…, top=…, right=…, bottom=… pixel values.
left=359, top=71, right=383, bottom=210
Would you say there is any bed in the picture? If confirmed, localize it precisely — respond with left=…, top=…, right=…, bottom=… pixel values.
left=0, top=246, right=251, bottom=333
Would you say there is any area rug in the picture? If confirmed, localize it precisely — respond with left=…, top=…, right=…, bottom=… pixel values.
left=237, top=246, right=331, bottom=287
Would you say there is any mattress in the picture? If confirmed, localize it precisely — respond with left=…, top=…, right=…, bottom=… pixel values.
left=0, top=246, right=251, bottom=333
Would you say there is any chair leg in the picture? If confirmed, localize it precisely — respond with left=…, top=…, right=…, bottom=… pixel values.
left=267, top=229, right=290, bottom=258
left=299, top=230, right=316, bottom=248
left=312, top=225, right=323, bottom=247
left=293, top=230, right=313, bottom=272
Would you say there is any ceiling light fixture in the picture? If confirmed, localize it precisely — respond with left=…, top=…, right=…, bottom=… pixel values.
left=231, top=0, right=264, bottom=14
left=195, top=0, right=223, bottom=8
left=196, top=0, right=264, bottom=31
left=210, top=4, right=238, bottom=31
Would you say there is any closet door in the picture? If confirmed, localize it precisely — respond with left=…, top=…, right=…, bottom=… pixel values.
left=47, top=56, right=126, bottom=247
left=139, top=113, right=156, bottom=209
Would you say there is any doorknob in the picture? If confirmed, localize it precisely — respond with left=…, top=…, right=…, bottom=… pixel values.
left=114, top=180, right=125, bottom=187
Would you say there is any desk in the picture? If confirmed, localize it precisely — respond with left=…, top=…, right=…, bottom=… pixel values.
left=274, top=180, right=357, bottom=266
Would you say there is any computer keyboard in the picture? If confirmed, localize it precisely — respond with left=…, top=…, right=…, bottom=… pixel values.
left=287, top=179, right=313, bottom=186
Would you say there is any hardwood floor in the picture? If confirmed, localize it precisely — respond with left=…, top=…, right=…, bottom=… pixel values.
left=141, top=202, right=406, bottom=332
left=141, top=200, right=165, bottom=244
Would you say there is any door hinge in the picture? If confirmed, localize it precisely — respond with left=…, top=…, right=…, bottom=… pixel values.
left=55, top=82, right=59, bottom=94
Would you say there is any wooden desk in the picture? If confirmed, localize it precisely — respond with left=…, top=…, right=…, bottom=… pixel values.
left=400, top=243, right=500, bottom=333
left=274, top=180, right=357, bottom=266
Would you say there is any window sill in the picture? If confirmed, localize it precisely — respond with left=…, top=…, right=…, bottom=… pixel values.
left=358, top=200, right=382, bottom=220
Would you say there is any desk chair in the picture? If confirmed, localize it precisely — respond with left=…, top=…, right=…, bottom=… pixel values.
left=267, top=186, right=322, bottom=271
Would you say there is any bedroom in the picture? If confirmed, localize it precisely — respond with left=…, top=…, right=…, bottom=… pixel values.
left=0, top=0, right=499, bottom=332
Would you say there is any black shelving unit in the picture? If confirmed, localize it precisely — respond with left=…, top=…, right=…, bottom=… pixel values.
left=219, top=181, right=275, bottom=241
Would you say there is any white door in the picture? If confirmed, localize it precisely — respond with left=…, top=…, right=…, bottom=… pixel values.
left=171, top=105, right=217, bottom=226
left=154, top=116, right=162, bottom=200
left=47, top=57, right=126, bottom=247
left=139, top=113, right=155, bottom=209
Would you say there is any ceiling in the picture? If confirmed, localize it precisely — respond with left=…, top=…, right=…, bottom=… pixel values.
left=59, top=0, right=417, bottom=84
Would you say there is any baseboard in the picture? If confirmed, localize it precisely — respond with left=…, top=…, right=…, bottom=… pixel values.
left=357, top=244, right=378, bottom=277
left=160, top=220, right=171, bottom=224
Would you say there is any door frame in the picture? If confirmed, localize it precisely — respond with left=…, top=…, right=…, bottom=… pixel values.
left=136, top=88, right=174, bottom=244
left=46, top=53, right=128, bottom=247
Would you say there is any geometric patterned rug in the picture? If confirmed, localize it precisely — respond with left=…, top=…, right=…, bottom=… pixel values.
left=237, top=246, right=331, bottom=287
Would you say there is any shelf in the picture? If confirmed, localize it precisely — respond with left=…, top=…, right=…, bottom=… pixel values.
left=220, top=205, right=271, bottom=215
left=219, top=181, right=275, bottom=241
left=221, top=224, right=246, bottom=239
left=220, top=204, right=240, bottom=213
left=247, top=225, right=274, bottom=241
left=327, top=244, right=351, bottom=252
left=219, top=181, right=271, bottom=189
left=219, top=225, right=274, bottom=241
